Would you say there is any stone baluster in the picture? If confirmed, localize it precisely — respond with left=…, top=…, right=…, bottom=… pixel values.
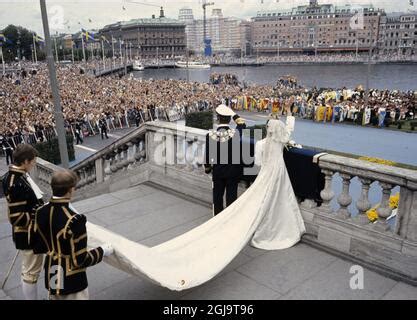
left=337, top=173, right=353, bottom=219
left=127, top=142, right=136, bottom=168
left=301, top=199, right=318, bottom=210
left=195, top=140, right=206, bottom=174
left=176, top=135, right=186, bottom=169
left=375, top=182, right=394, bottom=231
left=320, top=169, right=335, bottom=213
left=82, top=168, right=89, bottom=187
left=104, top=154, right=113, bottom=180
left=77, top=169, right=86, bottom=188
left=88, top=165, right=96, bottom=185
left=84, top=167, right=91, bottom=186
left=115, top=148, right=124, bottom=171
left=137, top=139, right=146, bottom=164
left=121, top=145, right=130, bottom=169
left=185, top=139, right=196, bottom=172
left=354, top=178, right=373, bottom=225
left=110, top=151, right=118, bottom=173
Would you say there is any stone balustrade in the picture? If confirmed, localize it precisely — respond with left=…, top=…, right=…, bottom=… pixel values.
left=32, top=158, right=62, bottom=200
left=32, top=121, right=417, bottom=284
left=316, top=154, right=417, bottom=242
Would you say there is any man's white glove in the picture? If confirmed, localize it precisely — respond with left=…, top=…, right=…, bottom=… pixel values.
left=102, top=243, right=114, bottom=257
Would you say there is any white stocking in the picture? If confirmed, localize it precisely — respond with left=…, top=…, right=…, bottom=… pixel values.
left=22, top=280, right=38, bottom=300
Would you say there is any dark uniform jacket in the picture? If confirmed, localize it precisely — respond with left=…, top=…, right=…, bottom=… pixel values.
left=1, top=137, right=14, bottom=152
left=32, top=198, right=104, bottom=296
left=2, top=167, right=44, bottom=250
left=99, top=119, right=107, bottom=130
left=205, top=114, right=247, bottom=180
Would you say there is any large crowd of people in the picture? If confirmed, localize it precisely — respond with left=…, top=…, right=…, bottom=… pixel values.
left=1, top=61, right=416, bottom=159
left=227, top=77, right=416, bottom=127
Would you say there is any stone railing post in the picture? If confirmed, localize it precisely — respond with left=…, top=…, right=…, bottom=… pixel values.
left=375, top=182, right=394, bottom=231
left=395, top=185, right=417, bottom=242
left=176, top=135, right=186, bottom=169
left=320, top=169, right=335, bottom=213
left=354, top=177, right=373, bottom=225
left=185, top=138, right=196, bottom=172
left=95, top=158, right=105, bottom=184
left=104, top=154, right=113, bottom=180
left=115, top=148, right=124, bottom=171
left=110, top=151, right=118, bottom=173
left=195, top=139, right=206, bottom=174
left=127, top=141, right=136, bottom=168
left=337, top=173, right=353, bottom=219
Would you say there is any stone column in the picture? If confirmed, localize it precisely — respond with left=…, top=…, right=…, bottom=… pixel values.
left=375, top=182, right=394, bottom=232
left=320, top=169, right=335, bottom=213
left=185, top=139, right=196, bottom=172
left=354, top=177, right=373, bottom=225
left=95, top=158, right=105, bottom=184
left=395, top=184, right=417, bottom=242
left=337, top=173, right=353, bottom=219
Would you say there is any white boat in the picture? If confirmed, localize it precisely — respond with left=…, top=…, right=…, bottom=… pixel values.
left=175, top=61, right=211, bottom=69
left=132, top=60, right=145, bottom=71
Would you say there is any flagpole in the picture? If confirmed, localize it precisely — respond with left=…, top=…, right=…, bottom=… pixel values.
left=112, top=36, right=115, bottom=70
left=129, top=42, right=132, bottom=62
left=101, top=39, right=105, bottom=71
left=1, top=46, right=5, bottom=76
left=39, top=0, right=69, bottom=168
left=81, top=33, right=86, bottom=65
left=54, top=36, right=59, bottom=63
left=71, top=40, right=74, bottom=64
left=119, top=38, right=122, bottom=67
left=90, top=42, right=94, bottom=73
left=33, top=35, right=38, bottom=64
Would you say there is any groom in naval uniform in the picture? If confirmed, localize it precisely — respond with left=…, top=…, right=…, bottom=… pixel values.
left=204, top=105, right=247, bottom=216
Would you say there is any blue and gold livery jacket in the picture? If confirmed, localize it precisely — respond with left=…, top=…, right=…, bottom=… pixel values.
left=32, top=198, right=104, bottom=296
left=2, top=167, right=44, bottom=250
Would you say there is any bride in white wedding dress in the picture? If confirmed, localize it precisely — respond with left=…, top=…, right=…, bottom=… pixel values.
left=86, top=118, right=306, bottom=291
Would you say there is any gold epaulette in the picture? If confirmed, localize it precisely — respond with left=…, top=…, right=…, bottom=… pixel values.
left=235, top=118, right=245, bottom=125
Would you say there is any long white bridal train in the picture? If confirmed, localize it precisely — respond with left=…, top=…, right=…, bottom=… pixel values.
left=86, top=119, right=306, bottom=291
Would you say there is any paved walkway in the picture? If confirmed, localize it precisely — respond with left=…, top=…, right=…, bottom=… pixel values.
left=0, top=184, right=416, bottom=300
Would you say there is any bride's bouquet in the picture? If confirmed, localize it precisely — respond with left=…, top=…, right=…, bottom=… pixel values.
left=285, top=140, right=303, bottom=151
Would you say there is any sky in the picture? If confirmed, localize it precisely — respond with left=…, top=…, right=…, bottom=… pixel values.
left=0, top=0, right=415, bottom=36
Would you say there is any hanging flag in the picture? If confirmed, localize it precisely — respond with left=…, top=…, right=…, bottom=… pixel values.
left=81, top=28, right=95, bottom=42
left=34, top=34, right=45, bottom=43
left=333, top=105, right=341, bottom=123
left=0, top=33, right=12, bottom=45
left=101, top=35, right=110, bottom=44
left=378, top=108, right=386, bottom=127
left=362, top=107, right=371, bottom=126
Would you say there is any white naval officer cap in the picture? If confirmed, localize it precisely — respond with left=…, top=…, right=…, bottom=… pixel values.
left=216, top=104, right=235, bottom=117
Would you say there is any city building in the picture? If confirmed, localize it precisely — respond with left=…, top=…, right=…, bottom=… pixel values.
left=379, top=12, right=417, bottom=55
left=100, top=8, right=186, bottom=59
left=251, top=0, right=384, bottom=55
left=179, top=8, right=248, bottom=55
left=178, top=7, right=195, bottom=50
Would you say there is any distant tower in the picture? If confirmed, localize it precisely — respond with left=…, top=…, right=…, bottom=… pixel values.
left=309, top=0, right=318, bottom=6
left=178, top=7, right=194, bottom=24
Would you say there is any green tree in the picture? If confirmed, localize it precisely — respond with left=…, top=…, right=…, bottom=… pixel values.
left=2, top=25, right=45, bottom=62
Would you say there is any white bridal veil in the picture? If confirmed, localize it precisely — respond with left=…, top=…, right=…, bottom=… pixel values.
left=87, top=118, right=306, bottom=291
